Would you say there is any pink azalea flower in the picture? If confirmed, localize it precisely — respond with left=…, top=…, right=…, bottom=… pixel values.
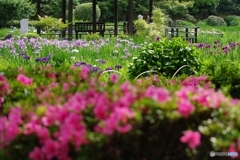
left=63, top=83, right=69, bottom=91
left=177, top=100, right=195, bottom=118
left=0, top=116, right=7, bottom=148
left=228, top=142, right=238, bottom=159
left=5, top=122, right=20, bottom=143
left=17, top=74, right=33, bottom=86
left=136, top=79, right=142, bottom=85
left=80, top=66, right=90, bottom=79
left=29, top=147, right=44, bottom=160
left=41, top=139, right=59, bottom=160
left=180, top=130, right=201, bottom=149
left=0, top=74, right=9, bottom=96
left=8, top=107, right=22, bottom=125
left=176, top=86, right=195, bottom=99
left=116, top=124, right=132, bottom=133
left=110, top=73, right=119, bottom=83
left=145, top=86, right=171, bottom=103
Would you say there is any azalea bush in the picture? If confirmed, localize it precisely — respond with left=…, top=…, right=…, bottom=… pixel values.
left=0, top=65, right=239, bottom=159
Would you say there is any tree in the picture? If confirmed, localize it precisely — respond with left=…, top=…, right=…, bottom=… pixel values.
left=30, top=15, right=68, bottom=39
left=154, top=0, right=194, bottom=21
left=74, top=3, right=101, bottom=21
left=189, top=0, right=220, bottom=20
left=0, top=0, right=35, bottom=28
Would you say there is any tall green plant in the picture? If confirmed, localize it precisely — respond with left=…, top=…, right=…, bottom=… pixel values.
left=134, top=8, right=166, bottom=41
left=30, top=15, right=68, bottom=39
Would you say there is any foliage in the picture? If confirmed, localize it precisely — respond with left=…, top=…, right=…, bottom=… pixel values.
left=30, top=15, right=68, bottom=39
left=164, top=17, right=174, bottom=26
left=204, top=61, right=240, bottom=98
left=1, top=25, right=240, bottom=159
left=196, top=40, right=240, bottom=98
left=217, top=0, right=240, bottom=15
left=0, top=36, right=142, bottom=78
left=83, top=33, right=102, bottom=41
left=128, top=37, right=201, bottom=79
left=224, top=15, right=239, bottom=26
left=175, top=20, right=195, bottom=26
left=205, top=15, right=227, bottom=26
left=155, top=0, right=193, bottom=17
left=134, top=8, right=166, bottom=41
left=189, top=0, right=220, bottom=20
left=74, top=3, right=101, bottom=21
left=195, top=20, right=207, bottom=26
left=0, top=0, right=35, bottom=28
left=184, top=14, right=197, bottom=23
left=20, top=33, right=40, bottom=39
left=0, top=28, right=11, bottom=39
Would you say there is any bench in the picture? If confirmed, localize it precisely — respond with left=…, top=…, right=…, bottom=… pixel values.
left=165, top=26, right=200, bottom=43
left=74, top=22, right=105, bottom=39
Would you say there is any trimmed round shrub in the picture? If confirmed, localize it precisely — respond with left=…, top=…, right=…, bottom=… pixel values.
left=74, top=3, right=101, bottom=21
left=205, top=15, right=227, bottom=26
left=184, top=14, right=197, bottom=23
left=128, top=37, right=201, bottom=79
left=224, top=15, right=239, bottom=26
left=175, top=20, right=194, bottom=26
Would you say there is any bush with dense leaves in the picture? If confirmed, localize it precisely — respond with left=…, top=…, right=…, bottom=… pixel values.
left=184, top=14, right=197, bottom=23
left=205, top=15, right=227, bottom=26
left=224, top=15, right=239, bottom=26
left=175, top=20, right=194, bottom=26
left=0, top=0, right=35, bottom=28
left=128, top=37, right=201, bottom=79
left=74, top=3, right=101, bottom=21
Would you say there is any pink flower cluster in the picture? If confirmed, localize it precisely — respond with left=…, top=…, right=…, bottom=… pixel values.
left=0, top=74, right=9, bottom=111
left=181, top=76, right=209, bottom=87
left=0, top=74, right=9, bottom=96
left=0, top=107, right=22, bottom=149
left=17, top=74, right=33, bottom=86
left=228, top=141, right=240, bottom=159
left=176, top=86, right=228, bottom=118
left=180, top=130, right=201, bottom=149
left=145, top=85, right=171, bottom=103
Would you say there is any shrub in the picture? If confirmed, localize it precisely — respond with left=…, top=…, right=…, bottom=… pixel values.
left=83, top=33, right=101, bottom=41
left=134, top=8, right=166, bottom=41
left=0, top=28, right=11, bottom=39
left=184, top=14, right=197, bottom=23
left=203, top=60, right=240, bottom=98
left=6, top=20, right=20, bottom=28
left=224, top=15, right=239, bottom=26
left=128, top=37, right=201, bottom=79
left=0, top=65, right=239, bottom=160
left=20, top=32, right=40, bottom=39
left=30, top=15, right=68, bottom=39
left=164, top=17, right=173, bottom=26
left=195, top=21, right=206, bottom=26
left=74, top=3, right=101, bottom=21
left=175, top=20, right=194, bottom=26
left=205, top=15, right=227, bottom=26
